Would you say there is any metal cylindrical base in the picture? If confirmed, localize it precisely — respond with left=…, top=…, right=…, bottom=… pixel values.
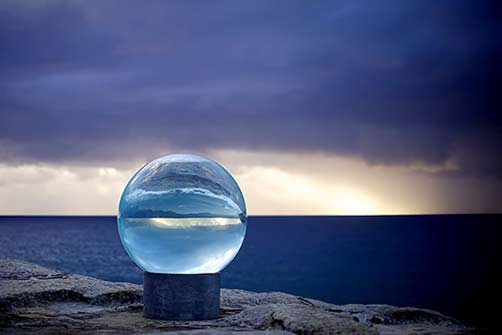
left=143, top=272, right=220, bottom=320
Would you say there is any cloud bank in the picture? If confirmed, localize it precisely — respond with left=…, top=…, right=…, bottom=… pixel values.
left=0, top=1, right=500, bottom=178
left=0, top=1, right=500, bottom=214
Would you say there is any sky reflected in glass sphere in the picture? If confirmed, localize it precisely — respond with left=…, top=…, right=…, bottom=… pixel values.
left=118, top=154, right=246, bottom=274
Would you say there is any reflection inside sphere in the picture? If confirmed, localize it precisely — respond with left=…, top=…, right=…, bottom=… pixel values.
left=118, top=154, right=247, bottom=274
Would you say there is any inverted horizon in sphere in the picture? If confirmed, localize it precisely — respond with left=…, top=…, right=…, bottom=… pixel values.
left=118, top=154, right=247, bottom=274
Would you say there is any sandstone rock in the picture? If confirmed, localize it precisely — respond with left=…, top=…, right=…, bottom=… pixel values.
left=0, top=259, right=472, bottom=334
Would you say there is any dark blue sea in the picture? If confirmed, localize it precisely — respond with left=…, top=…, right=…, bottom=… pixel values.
left=0, top=215, right=499, bottom=330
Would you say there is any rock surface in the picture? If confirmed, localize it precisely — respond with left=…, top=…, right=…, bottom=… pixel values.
left=0, top=259, right=472, bottom=335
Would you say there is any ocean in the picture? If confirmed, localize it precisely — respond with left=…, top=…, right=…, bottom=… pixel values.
left=0, top=215, right=499, bottom=329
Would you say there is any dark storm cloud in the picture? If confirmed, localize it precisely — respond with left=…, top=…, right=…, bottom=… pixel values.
left=0, top=0, right=500, bottom=176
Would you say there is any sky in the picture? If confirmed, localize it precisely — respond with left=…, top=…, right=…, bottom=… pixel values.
left=0, top=0, right=500, bottom=215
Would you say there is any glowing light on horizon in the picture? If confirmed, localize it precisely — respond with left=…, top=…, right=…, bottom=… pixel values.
left=143, top=217, right=243, bottom=228
left=236, top=166, right=381, bottom=215
left=1, top=150, right=500, bottom=215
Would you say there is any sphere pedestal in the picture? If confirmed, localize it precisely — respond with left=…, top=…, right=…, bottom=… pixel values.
left=143, top=272, right=220, bottom=320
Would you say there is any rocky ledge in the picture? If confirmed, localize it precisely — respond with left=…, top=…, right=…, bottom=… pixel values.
left=0, top=259, right=472, bottom=335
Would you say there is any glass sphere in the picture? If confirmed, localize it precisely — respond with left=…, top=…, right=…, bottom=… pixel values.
left=118, top=154, right=247, bottom=274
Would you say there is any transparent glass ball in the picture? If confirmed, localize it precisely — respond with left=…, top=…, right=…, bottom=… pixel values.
left=118, top=154, right=247, bottom=274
